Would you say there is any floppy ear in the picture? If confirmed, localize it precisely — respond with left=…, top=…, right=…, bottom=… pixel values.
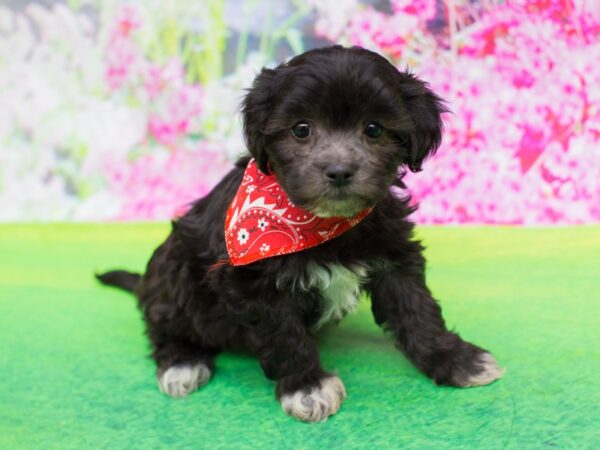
left=240, top=68, right=280, bottom=174
left=396, top=72, right=447, bottom=172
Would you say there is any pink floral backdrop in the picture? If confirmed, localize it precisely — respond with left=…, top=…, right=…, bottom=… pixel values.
left=1, top=0, right=599, bottom=223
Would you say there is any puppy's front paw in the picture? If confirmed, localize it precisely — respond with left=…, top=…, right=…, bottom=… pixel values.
left=157, top=362, right=212, bottom=397
left=432, top=341, right=505, bottom=388
left=461, top=352, right=505, bottom=387
left=280, top=376, right=347, bottom=423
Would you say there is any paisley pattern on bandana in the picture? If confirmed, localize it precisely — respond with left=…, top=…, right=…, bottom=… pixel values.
left=224, top=159, right=373, bottom=266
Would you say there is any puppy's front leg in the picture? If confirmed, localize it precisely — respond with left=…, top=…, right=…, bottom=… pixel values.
left=368, top=267, right=504, bottom=387
left=249, top=301, right=346, bottom=422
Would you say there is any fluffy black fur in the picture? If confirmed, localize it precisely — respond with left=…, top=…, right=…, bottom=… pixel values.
left=97, top=46, right=501, bottom=421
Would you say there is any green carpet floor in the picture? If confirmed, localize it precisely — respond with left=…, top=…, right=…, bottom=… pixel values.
left=0, top=224, right=599, bottom=449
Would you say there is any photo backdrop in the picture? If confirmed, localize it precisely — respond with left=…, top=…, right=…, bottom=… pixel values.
left=1, top=0, right=599, bottom=223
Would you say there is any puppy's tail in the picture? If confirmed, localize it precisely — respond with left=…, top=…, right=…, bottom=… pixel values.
left=95, top=270, right=141, bottom=293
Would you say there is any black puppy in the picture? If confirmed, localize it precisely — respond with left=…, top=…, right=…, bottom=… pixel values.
left=98, top=46, right=503, bottom=422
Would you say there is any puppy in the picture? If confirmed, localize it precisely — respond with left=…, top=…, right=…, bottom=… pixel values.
left=97, top=46, right=503, bottom=423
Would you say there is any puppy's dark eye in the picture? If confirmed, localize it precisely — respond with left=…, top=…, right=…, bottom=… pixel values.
left=365, top=122, right=383, bottom=139
left=291, top=123, right=311, bottom=139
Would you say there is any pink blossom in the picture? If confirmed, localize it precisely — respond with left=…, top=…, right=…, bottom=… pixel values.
left=347, top=7, right=418, bottom=58
left=336, top=0, right=600, bottom=224
left=143, top=64, right=165, bottom=99
left=391, top=0, right=437, bottom=21
left=104, top=6, right=144, bottom=91
left=147, top=83, right=203, bottom=147
left=113, top=5, right=141, bottom=38
left=103, top=144, right=229, bottom=221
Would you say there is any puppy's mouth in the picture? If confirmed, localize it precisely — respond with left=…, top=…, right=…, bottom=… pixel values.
left=275, top=167, right=382, bottom=218
left=303, top=190, right=373, bottom=218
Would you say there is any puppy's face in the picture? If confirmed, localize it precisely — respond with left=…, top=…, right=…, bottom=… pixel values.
left=269, top=119, right=401, bottom=218
left=242, top=46, right=446, bottom=217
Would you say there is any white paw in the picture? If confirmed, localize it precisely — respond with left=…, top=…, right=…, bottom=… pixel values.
left=157, top=363, right=212, bottom=397
left=463, top=353, right=505, bottom=387
left=280, top=376, right=347, bottom=423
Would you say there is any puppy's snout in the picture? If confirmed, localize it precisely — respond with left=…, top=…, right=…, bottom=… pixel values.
left=324, top=163, right=355, bottom=187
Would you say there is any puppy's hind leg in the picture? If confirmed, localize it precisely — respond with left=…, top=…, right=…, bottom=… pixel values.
left=153, top=340, right=218, bottom=398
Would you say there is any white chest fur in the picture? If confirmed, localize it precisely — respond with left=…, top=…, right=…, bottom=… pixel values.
left=302, top=263, right=367, bottom=330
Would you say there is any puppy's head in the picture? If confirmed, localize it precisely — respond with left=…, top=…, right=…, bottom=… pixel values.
left=241, top=46, right=446, bottom=218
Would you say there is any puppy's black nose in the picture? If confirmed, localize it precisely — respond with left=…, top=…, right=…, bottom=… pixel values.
left=324, top=164, right=354, bottom=187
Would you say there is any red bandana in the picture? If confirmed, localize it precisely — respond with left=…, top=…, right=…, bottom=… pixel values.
left=223, top=159, right=373, bottom=266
